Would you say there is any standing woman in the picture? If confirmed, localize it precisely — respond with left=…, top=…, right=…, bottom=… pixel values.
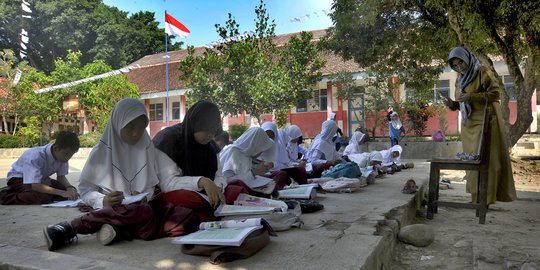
left=153, top=101, right=226, bottom=220
left=444, top=46, right=516, bottom=205
left=387, top=111, right=406, bottom=146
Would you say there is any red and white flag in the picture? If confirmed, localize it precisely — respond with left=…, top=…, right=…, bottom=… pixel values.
left=165, top=12, right=190, bottom=38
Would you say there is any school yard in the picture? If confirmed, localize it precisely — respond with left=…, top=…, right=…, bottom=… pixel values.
left=1, top=156, right=539, bottom=270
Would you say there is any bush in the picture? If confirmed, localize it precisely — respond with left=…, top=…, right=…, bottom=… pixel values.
left=0, top=134, right=24, bottom=148
left=228, top=124, right=248, bottom=141
left=78, top=132, right=101, bottom=147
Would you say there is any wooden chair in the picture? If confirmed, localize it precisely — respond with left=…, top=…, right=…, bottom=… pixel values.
left=427, top=103, right=490, bottom=224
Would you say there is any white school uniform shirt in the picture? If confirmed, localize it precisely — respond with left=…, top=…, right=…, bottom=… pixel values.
left=348, top=151, right=383, bottom=169
left=219, top=127, right=275, bottom=183
left=343, top=131, right=366, bottom=156
left=380, top=145, right=402, bottom=167
left=78, top=98, right=203, bottom=209
left=306, top=120, right=341, bottom=166
left=6, top=144, right=69, bottom=185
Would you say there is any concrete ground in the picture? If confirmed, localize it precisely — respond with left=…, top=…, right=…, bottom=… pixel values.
left=0, top=157, right=539, bottom=270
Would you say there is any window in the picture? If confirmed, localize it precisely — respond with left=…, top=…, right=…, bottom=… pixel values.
left=295, top=89, right=328, bottom=112
left=172, top=102, right=180, bottom=120
left=502, top=75, right=517, bottom=100
left=319, top=89, right=327, bottom=111
left=434, top=80, right=450, bottom=104
left=149, top=103, right=163, bottom=121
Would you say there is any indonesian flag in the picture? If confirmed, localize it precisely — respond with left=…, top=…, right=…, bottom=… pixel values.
left=165, top=12, right=190, bottom=38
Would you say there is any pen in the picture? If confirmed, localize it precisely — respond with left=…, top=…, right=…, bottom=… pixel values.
left=96, top=184, right=113, bottom=195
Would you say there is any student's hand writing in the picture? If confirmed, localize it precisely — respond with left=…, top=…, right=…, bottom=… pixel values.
left=297, top=160, right=307, bottom=168
left=103, top=191, right=124, bottom=207
left=131, top=191, right=148, bottom=203
left=62, top=189, right=79, bottom=200
left=198, top=177, right=225, bottom=208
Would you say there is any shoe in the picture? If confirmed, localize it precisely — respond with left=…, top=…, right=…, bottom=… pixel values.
left=43, top=221, right=77, bottom=251
left=298, top=199, right=324, bottom=213
left=405, top=162, right=414, bottom=169
left=96, top=224, right=117, bottom=246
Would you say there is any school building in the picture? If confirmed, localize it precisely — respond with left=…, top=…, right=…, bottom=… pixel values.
left=124, top=29, right=537, bottom=139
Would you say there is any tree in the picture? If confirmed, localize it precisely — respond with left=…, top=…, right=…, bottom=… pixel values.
left=179, top=0, right=324, bottom=126
left=326, top=0, right=540, bottom=147
left=14, top=51, right=139, bottom=138
left=0, top=0, right=181, bottom=73
left=0, top=49, right=28, bottom=134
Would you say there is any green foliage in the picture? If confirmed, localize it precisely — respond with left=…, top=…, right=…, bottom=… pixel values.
left=0, top=1, right=181, bottom=72
left=0, top=134, right=23, bottom=148
left=326, top=0, right=540, bottom=147
left=18, top=116, right=40, bottom=147
left=404, top=101, right=436, bottom=137
left=228, top=124, right=248, bottom=141
left=78, top=132, right=101, bottom=148
left=179, top=0, right=323, bottom=124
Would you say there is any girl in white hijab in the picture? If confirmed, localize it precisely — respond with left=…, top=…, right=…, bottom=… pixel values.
left=219, top=127, right=288, bottom=201
left=388, top=111, right=406, bottom=146
left=44, top=98, right=208, bottom=251
left=306, top=120, right=343, bottom=177
left=380, top=145, right=402, bottom=167
left=280, top=125, right=307, bottom=162
left=343, top=131, right=366, bottom=155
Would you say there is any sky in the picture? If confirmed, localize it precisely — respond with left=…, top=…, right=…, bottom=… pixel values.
left=102, top=0, right=334, bottom=48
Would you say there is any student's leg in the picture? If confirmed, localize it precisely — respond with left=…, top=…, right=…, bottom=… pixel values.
left=270, top=171, right=289, bottom=197
left=163, top=189, right=216, bottom=221
left=309, top=163, right=332, bottom=178
left=2, top=178, right=54, bottom=205
left=282, top=167, right=308, bottom=185
left=224, top=180, right=251, bottom=204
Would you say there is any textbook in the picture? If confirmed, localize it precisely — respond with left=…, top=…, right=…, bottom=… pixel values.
left=234, top=193, right=288, bottom=212
left=171, top=218, right=265, bottom=246
left=277, top=185, right=317, bottom=199
left=42, top=198, right=82, bottom=208
left=248, top=176, right=276, bottom=194
left=214, top=204, right=277, bottom=217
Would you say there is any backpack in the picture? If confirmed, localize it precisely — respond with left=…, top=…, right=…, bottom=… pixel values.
left=321, top=162, right=361, bottom=178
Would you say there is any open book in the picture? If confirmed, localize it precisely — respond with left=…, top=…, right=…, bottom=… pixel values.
left=214, top=204, right=277, bottom=217
left=248, top=175, right=276, bottom=194
left=171, top=218, right=265, bottom=246
left=277, top=184, right=317, bottom=199
left=42, top=198, right=82, bottom=208
left=234, top=193, right=288, bottom=212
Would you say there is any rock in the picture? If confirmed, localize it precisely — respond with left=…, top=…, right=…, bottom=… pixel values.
left=454, top=239, right=470, bottom=248
left=398, top=224, right=435, bottom=247
left=521, top=262, right=539, bottom=270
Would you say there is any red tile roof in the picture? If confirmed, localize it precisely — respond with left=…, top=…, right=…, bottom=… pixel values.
left=127, top=29, right=363, bottom=94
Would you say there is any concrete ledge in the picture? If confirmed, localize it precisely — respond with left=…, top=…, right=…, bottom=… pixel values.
left=0, top=245, right=146, bottom=270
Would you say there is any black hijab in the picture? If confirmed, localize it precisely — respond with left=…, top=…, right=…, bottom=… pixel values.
left=153, top=101, right=222, bottom=179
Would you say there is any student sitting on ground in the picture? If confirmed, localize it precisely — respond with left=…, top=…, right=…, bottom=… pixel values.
left=306, top=120, right=343, bottom=178
left=281, top=125, right=307, bottom=161
left=260, top=122, right=308, bottom=185
left=43, top=98, right=207, bottom=251
left=342, top=151, right=383, bottom=184
left=343, top=130, right=368, bottom=156
left=152, top=101, right=226, bottom=220
left=219, top=127, right=288, bottom=203
left=380, top=145, right=403, bottom=174
left=2, top=130, right=80, bottom=205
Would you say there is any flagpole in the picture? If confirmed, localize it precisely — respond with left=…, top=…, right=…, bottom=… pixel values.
left=165, top=10, right=170, bottom=127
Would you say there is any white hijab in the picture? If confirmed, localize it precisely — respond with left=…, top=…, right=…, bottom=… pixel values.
left=219, top=127, right=275, bottom=173
left=344, top=131, right=366, bottom=155
left=308, top=120, right=339, bottom=160
left=381, top=145, right=402, bottom=166
left=79, top=98, right=160, bottom=205
left=280, top=125, right=303, bottom=161
left=390, top=112, right=403, bottom=130
left=261, top=122, right=289, bottom=169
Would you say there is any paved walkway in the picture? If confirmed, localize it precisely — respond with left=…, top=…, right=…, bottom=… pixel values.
left=1, top=156, right=538, bottom=270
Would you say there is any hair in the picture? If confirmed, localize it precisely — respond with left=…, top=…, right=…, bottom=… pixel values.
left=53, top=130, right=80, bottom=152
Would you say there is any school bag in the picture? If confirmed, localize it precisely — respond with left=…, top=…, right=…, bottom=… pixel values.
left=320, top=177, right=366, bottom=193
left=321, top=162, right=361, bottom=178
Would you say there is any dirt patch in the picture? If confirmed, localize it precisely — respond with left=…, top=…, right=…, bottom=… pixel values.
left=389, top=158, right=540, bottom=270
left=439, top=158, right=540, bottom=192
